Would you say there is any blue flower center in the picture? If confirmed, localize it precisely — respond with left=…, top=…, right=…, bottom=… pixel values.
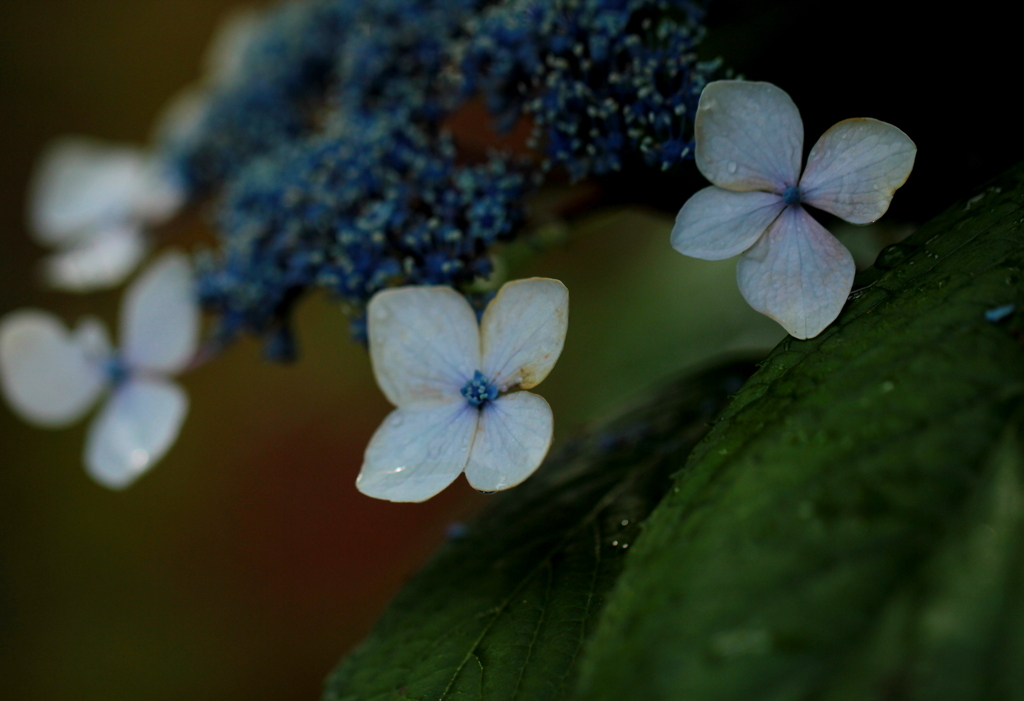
left=104, top=357, right=130, bottom=386
left=461, top=371, right=499, bottom=407
left=782, top=186, right=802, bottom=206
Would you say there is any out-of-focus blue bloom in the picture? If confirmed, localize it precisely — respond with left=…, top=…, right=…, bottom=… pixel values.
left=171, top=0, right=715, bottom=357
left=174, top=1, right=355, bottom=192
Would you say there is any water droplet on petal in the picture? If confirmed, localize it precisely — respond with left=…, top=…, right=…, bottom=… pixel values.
left=727, top=161, right=738, bottom=174
left=389, top=415, right=404, bottom=427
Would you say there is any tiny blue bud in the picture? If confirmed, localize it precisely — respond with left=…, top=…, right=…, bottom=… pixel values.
left=985, top=303, right=1016, bottom=323
left=783, top=186, right=802, bottom=206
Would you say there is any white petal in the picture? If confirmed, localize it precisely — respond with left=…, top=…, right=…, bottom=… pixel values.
left=204, top=7, right=265, bottom=86
left=464, top=391, right=553, bottom=493
left=29, top=137, right=149, bottom=245
left=0, top=311, right=108, bottom=427
left=368, top=286, right=480, bottom=405
left=480, top=278, right=568, bottom=391
left=85, top=378, right=188, bottom=489
left=799, top=118, right=917, bottom=224
left=43, top=224, right=148, bottom=292
left=73, top=316, right=115, bottom=363
left=357, top=401, right=479, bottom=502
left=153, top=85, right=211, bottom=153
left=736, top=206, right=855, bottom=339
left=136, top=159, right=186, bottom=225
left=694, top=80, right=803, bottom=192
left=121, top=251, right=200, bottom=375
left=671, top=186, right=785, bottom=260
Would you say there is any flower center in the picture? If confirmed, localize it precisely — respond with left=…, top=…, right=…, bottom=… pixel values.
left=104, top=356, right=130, bottom=386
left=782, top=186, right=802, bottom=206
left=461, top=371, right=499, bottom=407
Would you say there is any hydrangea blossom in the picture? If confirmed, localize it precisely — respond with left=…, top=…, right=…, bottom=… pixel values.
left=0, top=252, right=199, bottom=488
left=28, top=138, right=185, bottom=291
left=671, top=80, right=916, bottom=339
left=358, top=278, right=568, bottom=502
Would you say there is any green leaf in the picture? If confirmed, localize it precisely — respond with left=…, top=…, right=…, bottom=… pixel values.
left=324, top=360, right=759, bottom=701
left=574, top=169, right=1024, bottom=700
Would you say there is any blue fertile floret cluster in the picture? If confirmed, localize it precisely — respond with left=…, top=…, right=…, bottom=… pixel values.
left=176, top=0, right=717, bottom=357
left=462, top=0, right=719, bottom=179
left=179, top=2, right=356, bottom=191
left=198, top=115, right=527, bottom=352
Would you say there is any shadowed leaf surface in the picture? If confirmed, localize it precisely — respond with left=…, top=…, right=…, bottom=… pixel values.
left=576, top=167, right=1024, bottom=700
left=324, top=360, right=757, bottom=701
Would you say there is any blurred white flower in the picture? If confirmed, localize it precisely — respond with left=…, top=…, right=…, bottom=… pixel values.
left=358, top=278, right=569, bottom=502
left=671, top=80, right=916, bottom=339
left=0, top=251, right=200, bottom=489
left=29, top=8, right=267, bottom=295
left=28, top=137, right=186, bottom=292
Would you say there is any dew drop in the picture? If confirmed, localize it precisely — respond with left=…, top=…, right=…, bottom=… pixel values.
left=727, top=161, right=738, bottom=174
left=389, top=415, right=404, bottom=427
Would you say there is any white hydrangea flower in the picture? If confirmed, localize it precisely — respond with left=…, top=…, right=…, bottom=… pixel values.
left=0, top=251, right=199, bottom=489
left=357, top=278, right=569, bottom=502
left=671, top=80, right=917, bottom=339
left=28, top=137, right=186, bottom=292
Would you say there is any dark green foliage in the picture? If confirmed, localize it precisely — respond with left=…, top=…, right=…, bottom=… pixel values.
left=327, top=164, right=1024, bottom=701
left=324, top=361, right=757, bottom=701
left=576, top=173, right=1024, bottom=700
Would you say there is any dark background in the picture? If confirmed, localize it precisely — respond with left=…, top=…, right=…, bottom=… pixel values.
left=0, top=2, right=1019, bottom=700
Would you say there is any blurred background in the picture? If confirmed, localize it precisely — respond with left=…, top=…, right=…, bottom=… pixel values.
left=1, top=2, right=1021, bottom=700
